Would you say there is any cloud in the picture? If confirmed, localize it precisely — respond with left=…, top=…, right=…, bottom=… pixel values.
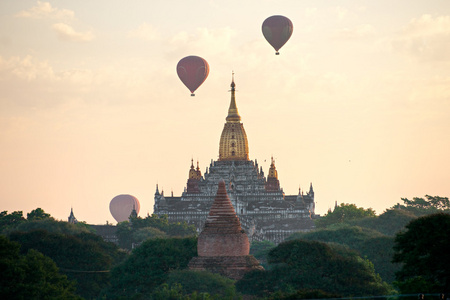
left=334, top=24, right=376, bottom=39
left=128, top=23, right=160, bottom=41
left=15, top=1, right=74, bottom=20
left=392, top=14, right=450, bottom=62
left=52, top=23, right=95, bottom=42
left=0, top=55, right=55, bottom=81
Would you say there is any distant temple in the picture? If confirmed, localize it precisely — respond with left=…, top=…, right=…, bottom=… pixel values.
left=153, top=76, right=315, bottom=243
left=189, top=180, right=263, bottom=279
left=68, top=208, right=78, bottom=224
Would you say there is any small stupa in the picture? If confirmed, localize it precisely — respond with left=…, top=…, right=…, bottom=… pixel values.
left=188, top=180, right=263, bottom=280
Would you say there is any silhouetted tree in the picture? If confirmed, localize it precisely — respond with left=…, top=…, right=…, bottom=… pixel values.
left=107, top=237, right=197, bottom=299
left=315, top=203, right=376, bottom=228
left=288, top=224, right=400, bottom=283
left=393, top=213, right=450, bottom=293
left=9, top=229, right=125, bottom=299
left=27, top=207, right=51, bottom=221
left=392, top=195, right=450, bottom=217
left=164, top=270, right=236, bottom=298
left=117, top=214, right=196, bottom=250
left=0, top=211, right=26, bottom=233
left=0, top=236, right=80, bottom=299
left=237, top=239, right=393, bottom=297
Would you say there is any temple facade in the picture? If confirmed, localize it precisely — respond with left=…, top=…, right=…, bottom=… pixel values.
left=153, top=77, right=315, bottom=243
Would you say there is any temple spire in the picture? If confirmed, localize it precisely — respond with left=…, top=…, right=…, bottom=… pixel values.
left=226, top=72, right=241, bottom=123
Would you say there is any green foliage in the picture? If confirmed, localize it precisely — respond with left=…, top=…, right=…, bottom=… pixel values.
left=164, top=270, right=236, bottom=298
left=13, top=218, right=91, bottom=235
left=133, top=227, right=166, bottom=243
left=107, top=237, right=197, bottom=299
left=9, top=229, right=126, bottom=299
left=266, top=289, right=340, bottom=300
left=237, top=239, right=394, bottom=297
left=393, top=195, right=450, bottom=217
left=27, top=207, right=52, bottom=221
left=393, top=213, right=450, bottom=293
left=250, top=240, right=276, bottom=269
left=117, top=214, right=197, bottom=250
left=1, top=209, right=91, bottom=236
left=0, top=211, right=26, bottom=233
left=0, top=236, right=81, bottom=299
left=150, top=283, right=189, bottom=300
left=315, top=203, right=376, bottom=228
left=288, top=224, right=400, bottom=283
left=350, top=208, right=417, bottom=236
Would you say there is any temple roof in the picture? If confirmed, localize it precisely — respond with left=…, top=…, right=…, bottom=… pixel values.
left=218, top=76, right=249, bottom=161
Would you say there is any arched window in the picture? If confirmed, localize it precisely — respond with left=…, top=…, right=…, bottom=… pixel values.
left=231, top=142, right=235, bottom=147
left=231, top=151, right=235, bottom=156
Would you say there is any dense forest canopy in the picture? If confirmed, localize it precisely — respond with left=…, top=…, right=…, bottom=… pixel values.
left=0, top=196, right=448, bottom=299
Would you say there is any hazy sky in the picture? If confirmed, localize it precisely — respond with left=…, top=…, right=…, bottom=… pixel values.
left=1, top=1, right=450, bottom=224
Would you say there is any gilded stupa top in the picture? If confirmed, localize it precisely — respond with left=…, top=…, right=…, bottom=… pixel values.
left=218, top=74, right=249, bottom=161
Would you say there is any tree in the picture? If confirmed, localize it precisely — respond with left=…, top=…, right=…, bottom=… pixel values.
left=287, top=224, right=400, bottom=283
left=107, top=237, right=197, bottom=299
left=0, top=211, right=26, bottom=233
left=116, top=214, right=197, bottom=250
left=351, top=208, right=417, bottom=236
left=9, top=229, right=126, bottom=299
left=27, top=208, right=52, bottom=221
left=0, top=236, right=81, bottom=299
left=393, top=195, right=450, bottom=217
left=237, top=239, right=393, bottom=297
left=393, top=213, right=450, bottom=293
left=164, top=270, right=236, bottom=298
left=250, top=240, right=276, bottom=269
left=133, top=227, right=167, bottom=243
left=13, top=218, right=92, bottom=235
left=315, top=203, right=376, bottom=228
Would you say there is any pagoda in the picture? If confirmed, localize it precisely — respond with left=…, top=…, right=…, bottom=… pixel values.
left=188, top=180, right=263, bottom=280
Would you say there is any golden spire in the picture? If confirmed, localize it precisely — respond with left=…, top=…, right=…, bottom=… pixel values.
left=226, top=72, right=241, bottom=123
left=218, top=73, right=249, bottom=161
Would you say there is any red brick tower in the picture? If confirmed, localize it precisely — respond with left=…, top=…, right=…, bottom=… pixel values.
left=189, top=180, right=263, bottom=279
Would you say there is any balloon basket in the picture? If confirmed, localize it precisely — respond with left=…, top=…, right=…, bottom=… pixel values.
left=191, top=93, right=195, bottom=96
left=275, top=52, right=280, bottom=55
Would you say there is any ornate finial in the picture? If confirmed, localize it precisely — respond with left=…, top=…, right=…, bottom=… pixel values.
left=226, top=72, right=240, bottom=122
left=231, top=71, right=235, bottom=90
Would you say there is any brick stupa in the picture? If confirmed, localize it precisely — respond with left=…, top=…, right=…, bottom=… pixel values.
left=188, top=180, right=263, bottom=280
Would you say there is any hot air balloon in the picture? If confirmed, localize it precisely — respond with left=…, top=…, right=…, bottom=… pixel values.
left=176, top=55, right=209, bottom=96
left=109, top=194, right=140, bottom=223
left=262, top=15, right=293, bottom=55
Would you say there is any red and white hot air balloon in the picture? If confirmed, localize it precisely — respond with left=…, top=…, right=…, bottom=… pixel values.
left=176, top=55, right=209, bottom=96
left=262, top=15, right=293, bottom=55
left=109, top=194, right=140, bottom=223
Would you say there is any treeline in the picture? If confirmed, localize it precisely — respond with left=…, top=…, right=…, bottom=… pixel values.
left=0, top=195, right=449, bottom=299
left=116, top=214, right=197, bottom=250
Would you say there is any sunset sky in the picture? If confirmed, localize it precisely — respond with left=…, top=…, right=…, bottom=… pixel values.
left=1, top=1, right=449, bottom=224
